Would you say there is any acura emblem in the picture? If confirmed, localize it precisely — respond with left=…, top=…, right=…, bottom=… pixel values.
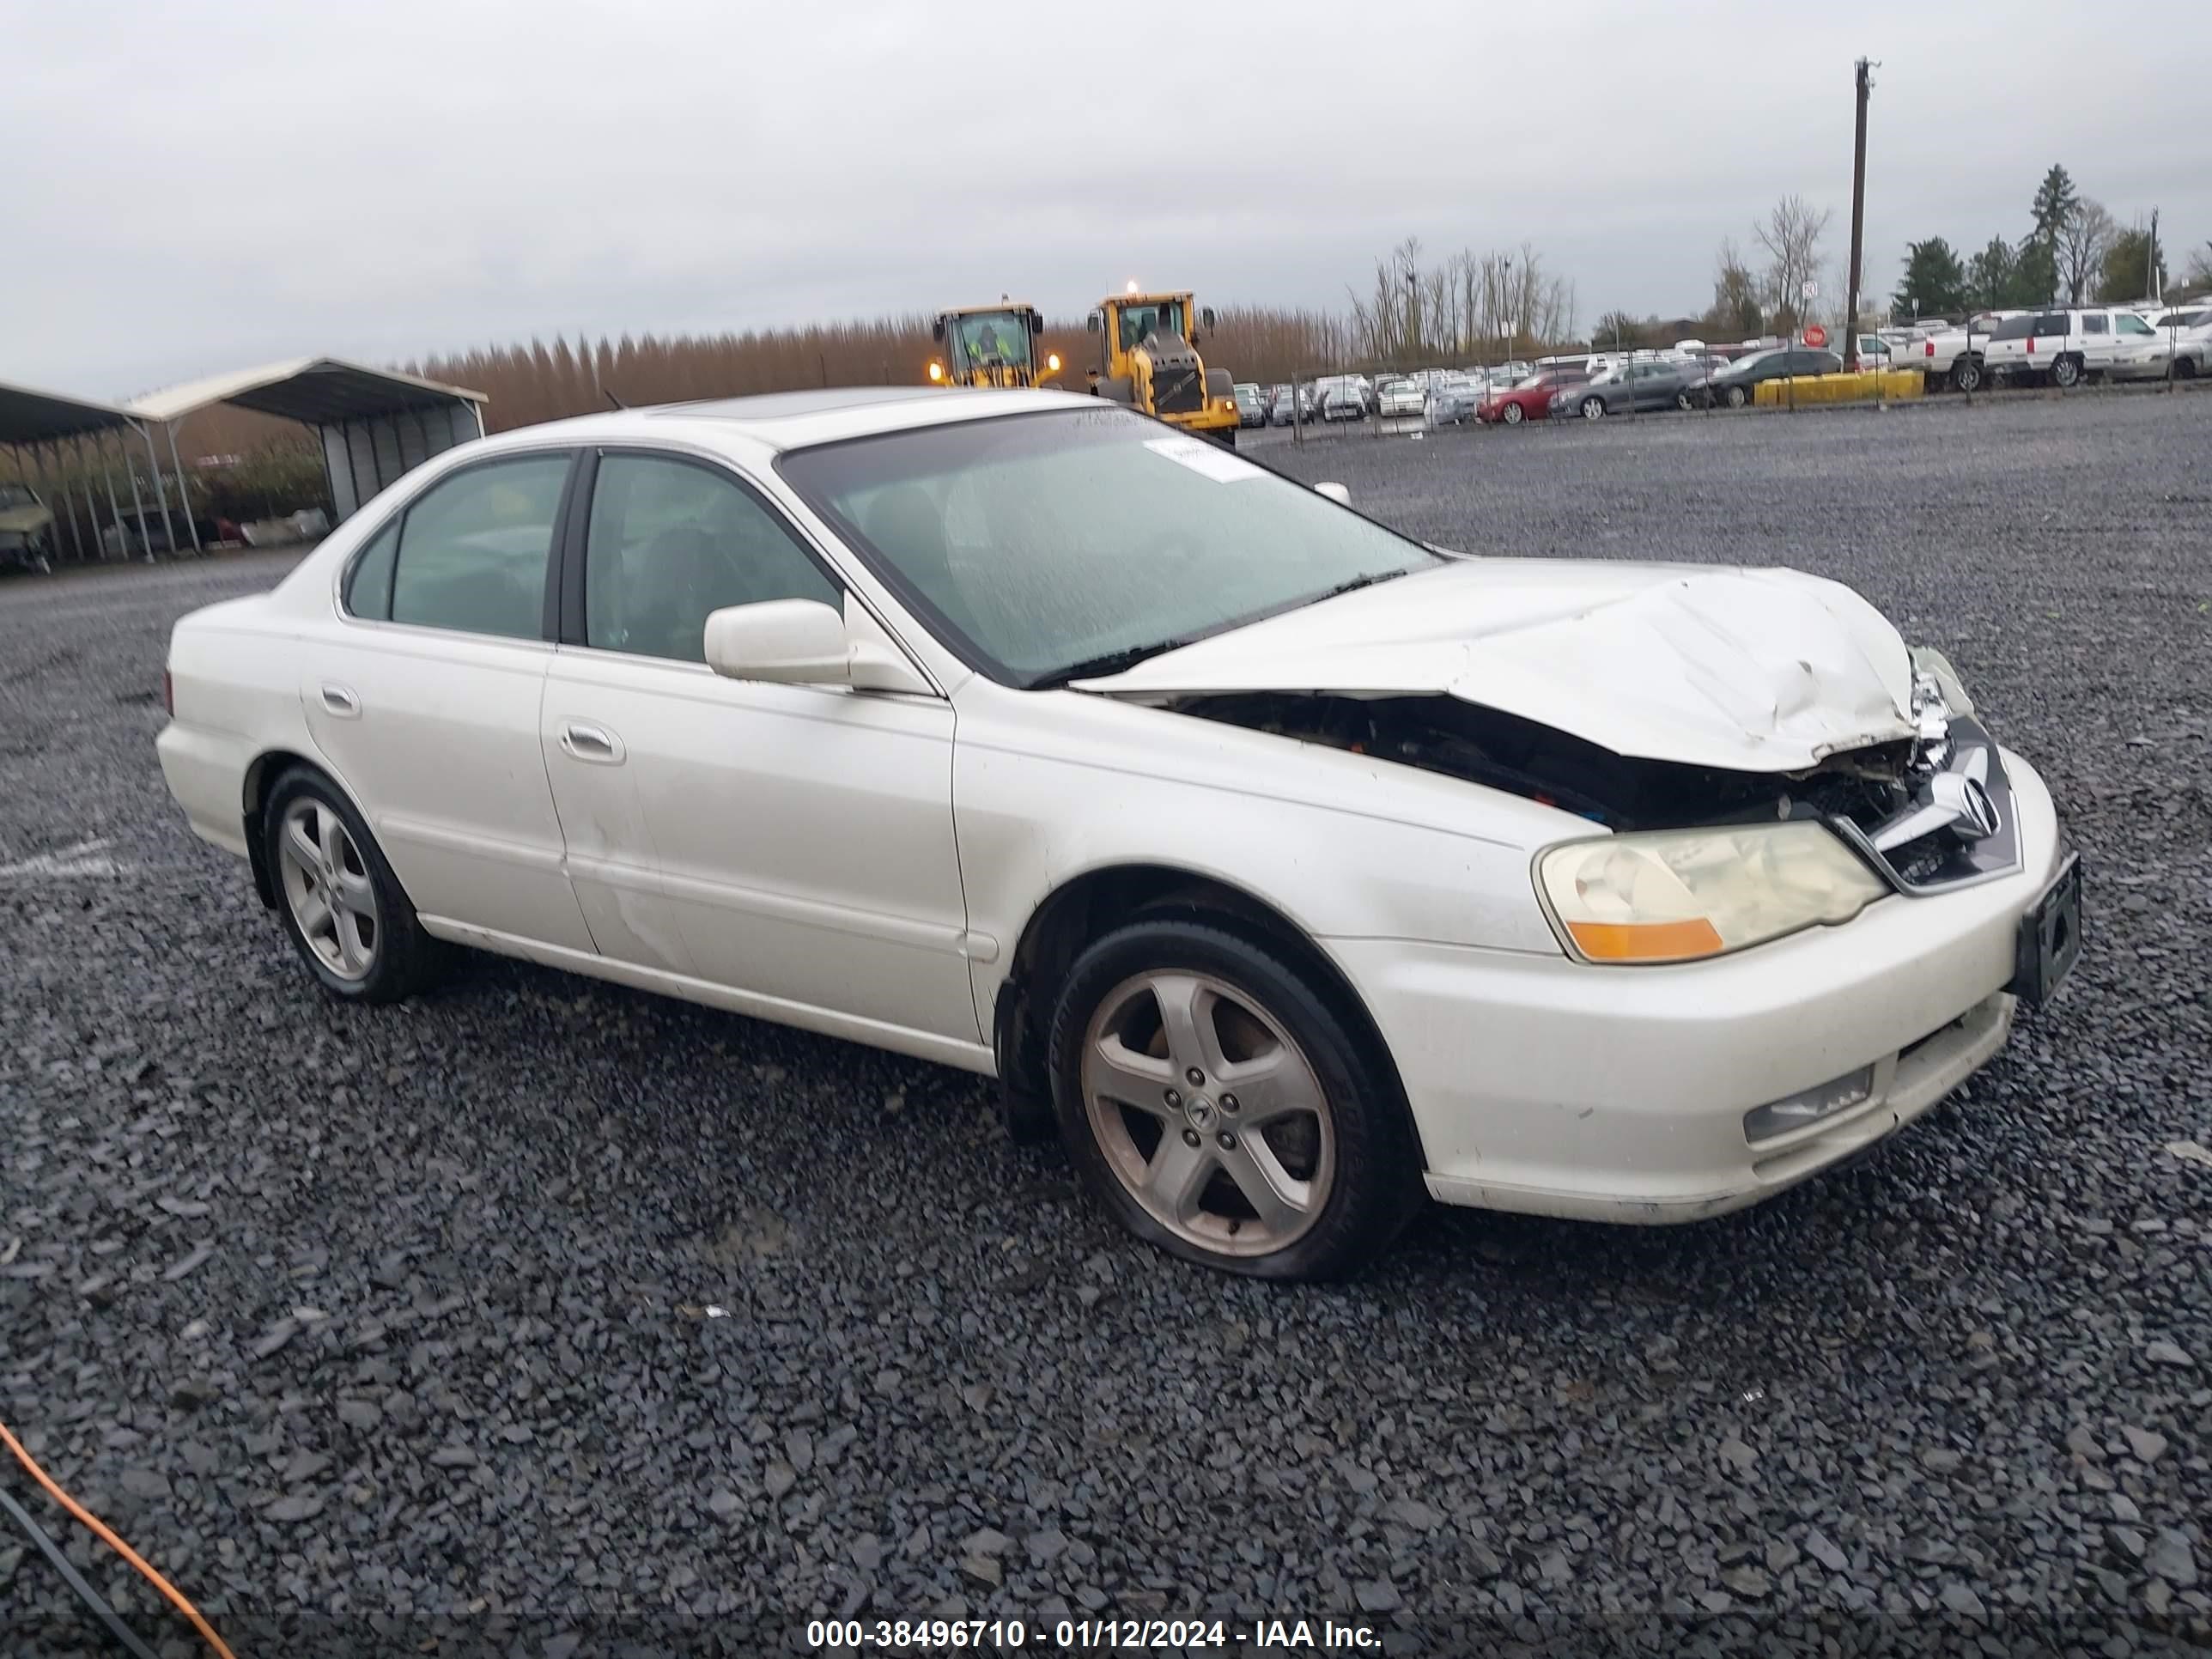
left=1926, top=770, right=2001, bottom=842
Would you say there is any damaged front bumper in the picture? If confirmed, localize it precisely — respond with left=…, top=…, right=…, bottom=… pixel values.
left=1324, top=745, right=2073, bottom=1225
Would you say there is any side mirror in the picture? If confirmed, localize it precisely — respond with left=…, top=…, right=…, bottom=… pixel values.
left=1316, top=483, right=1351, bottom=506
left=1030, top=313, right=1044, bottom=336
left=931, top=319, right=945, bottom=342
left=1201, top=307, right=1218, bottom=330
left=1085, top=312, right=1102, bottom=334
left=703, top=599, right=935, bottom=696
left=705, top=599, right=851, bottom=684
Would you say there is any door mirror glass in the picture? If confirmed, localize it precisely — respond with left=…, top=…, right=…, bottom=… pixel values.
left=1085, top=312, right=1102, bottom=334
left=1201, top=307, right=1218, bottom=331
left=703, top=599, right=852, bottom=684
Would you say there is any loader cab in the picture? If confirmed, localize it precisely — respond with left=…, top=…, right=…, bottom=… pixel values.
left=928, top=305, right=1055, bottom=387
left=1089, top=292, right=1218, bottom=377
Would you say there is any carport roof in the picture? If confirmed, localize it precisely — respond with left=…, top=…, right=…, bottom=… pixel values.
left=126, top=356, right=487, bottom=426
left=0, top=379, right=138, bottom=445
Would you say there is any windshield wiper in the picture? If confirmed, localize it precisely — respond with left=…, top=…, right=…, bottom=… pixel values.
left=1028, top=638, right=1192, bottom=690
left=1313, top=568, right=1413, bottom=602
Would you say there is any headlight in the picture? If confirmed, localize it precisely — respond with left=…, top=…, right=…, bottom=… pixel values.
left=1535, top=823, right=1890, bottom=964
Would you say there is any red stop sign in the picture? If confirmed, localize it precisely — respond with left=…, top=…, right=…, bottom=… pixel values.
left=1802, top=324, right=1829, bottom=348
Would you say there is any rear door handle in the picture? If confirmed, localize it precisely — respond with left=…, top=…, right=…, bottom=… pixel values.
left=319, top=683, right=361, bottom=719
left=560, top=721, right=625, bottom=764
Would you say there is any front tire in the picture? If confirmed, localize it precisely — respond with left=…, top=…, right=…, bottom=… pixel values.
left=1724, top=384, right=1749, bottom=409
left=264, top=767, right=441, bottom=1003
left=1580, top=395, right=1606, bottom=421
left=1048, top=920, right=1420, bottom=1280
left=1501, top=402, right=1524, bottom=425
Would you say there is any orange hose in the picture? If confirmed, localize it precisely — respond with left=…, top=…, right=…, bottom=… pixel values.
left=0, top=1418, right=239, bottom=1659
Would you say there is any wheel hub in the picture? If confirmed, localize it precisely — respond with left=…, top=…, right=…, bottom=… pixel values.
left=1183, top=1095, right=1218, bottom=1131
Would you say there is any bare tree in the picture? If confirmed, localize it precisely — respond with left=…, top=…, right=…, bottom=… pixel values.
left=2056, top=200, right=2117, bottom=306
left=2182, top=240, right=2212, bottom=292
left=1753, top=195, right=1832, bottom=331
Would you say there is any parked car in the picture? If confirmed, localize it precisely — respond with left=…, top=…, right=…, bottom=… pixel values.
left=155, top=386, right=2081, bottom=1279
left=1425, top=378, right=1485, bottom=426
left=1477, top=368, right=1590, bottom=425
left=1981, top=308, right=2160, bottom=387
left=1690, top=347, right=1845, bottom=408
left=2110, top=316, right=2210, bottom=381
left=1376, top=379, right=1425, bottom=419
left=0, top=482, right=56, bottom=574
left=1269, top=386, right=1318, bottom=425
left=1321, top=384, right=1368, bottom=422
left=1313, top=374, right=1376, bottom=414
left=1553, top=359, right=1706, bottom=419
left=1234, top=383, right=1268, bottom=428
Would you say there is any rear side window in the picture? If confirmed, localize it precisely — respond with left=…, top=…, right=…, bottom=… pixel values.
left=2081, top=313, right=2108, bottom=334
left=1986, top=316, right=2034, bottom=340
left=343, top=522, right=398, bottom=620
left=2034, top=313, right=2067, bottom=337
left=387, top=455, right=570, bottom=641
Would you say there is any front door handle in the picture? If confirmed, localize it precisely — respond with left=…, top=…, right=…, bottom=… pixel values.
left=319, top=683, right=361, bottom=719
left=560, top=721, right=625, bottom=764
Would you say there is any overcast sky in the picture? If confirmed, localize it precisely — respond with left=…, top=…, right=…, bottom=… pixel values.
left=13, top=0, right=2209, bottom=398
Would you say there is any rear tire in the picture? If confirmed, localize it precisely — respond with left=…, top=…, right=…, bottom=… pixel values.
left=1579, top=396, right=1606, bottom=421
left=2051, top=354, right=2082, bottom=389
left=1952, top=356, right=1983, bottom=393
left=263, top=767, right=441, bottom=1004
left=2176, top=357, right=2199, bottom=380
left=1724, top=384, right=1749, bottom=409
left=1048, top=920, right=1421, bottom=1280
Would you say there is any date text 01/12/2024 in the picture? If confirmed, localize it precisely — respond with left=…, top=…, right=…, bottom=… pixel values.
left=803, top=1617, right=1382, bottom=1650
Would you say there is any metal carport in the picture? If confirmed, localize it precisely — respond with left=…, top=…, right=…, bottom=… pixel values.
left=127, top=357, right=488, bottom=529
left=0, top=379, right=187, bottom=567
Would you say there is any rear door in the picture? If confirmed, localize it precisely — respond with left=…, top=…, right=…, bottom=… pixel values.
left=2075, top=310, right=2113, bottom=372
left=301, top=449, right=595, bottom=951
left=538, top=446, right=976, bottom=1041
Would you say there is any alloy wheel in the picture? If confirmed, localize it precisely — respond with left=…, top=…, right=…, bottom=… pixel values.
left=1080, top=969, right=1335, bottom=1258
left=1502, top=403, right=1523, bottom=425
left=276, top=798, right=379, bottom=981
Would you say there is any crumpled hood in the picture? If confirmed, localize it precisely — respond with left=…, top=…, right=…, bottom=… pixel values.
left=1074, top=557, right=1917, bottom=773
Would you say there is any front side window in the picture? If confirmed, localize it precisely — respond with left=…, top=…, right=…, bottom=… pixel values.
left=382, top=454, right=568, bottom=639
left=2115, top=313, right=2155, bottom=337
left=584, top=452, right=839, bottom=663
left=781, top=408, right=1443, bottom=686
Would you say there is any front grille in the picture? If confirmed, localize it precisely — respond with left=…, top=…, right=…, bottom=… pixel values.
left=1152, top=368, right=1204, bottom=415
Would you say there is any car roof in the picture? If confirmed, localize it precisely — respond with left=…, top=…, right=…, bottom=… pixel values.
left=478, top=386, right=1101, bottom=456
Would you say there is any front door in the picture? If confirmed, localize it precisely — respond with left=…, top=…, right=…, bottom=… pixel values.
left=538, top=447, right=976, bottom=1043
left=301, top=448, right=594, bottom=952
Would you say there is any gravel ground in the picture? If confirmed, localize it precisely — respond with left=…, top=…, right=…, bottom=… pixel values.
left=3, top=392, right=2209, bottom=1657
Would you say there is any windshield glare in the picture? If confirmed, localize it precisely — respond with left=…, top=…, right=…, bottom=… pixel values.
left=781, top=409, right=1442, bottom=685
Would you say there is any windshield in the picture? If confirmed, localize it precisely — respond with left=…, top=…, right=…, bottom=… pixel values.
left=780, top=408, right=1442, bottom=687
left=1116, top=300, right=1187, bottom=351
left=951, top=310, right=1031, bottom=369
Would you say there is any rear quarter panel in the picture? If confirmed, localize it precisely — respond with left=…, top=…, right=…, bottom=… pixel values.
left=157, top=598, right=314, bottom=858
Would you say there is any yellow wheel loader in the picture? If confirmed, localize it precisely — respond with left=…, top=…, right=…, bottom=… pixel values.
left=1085, top=288, right=1241, bottom=445
left=927, top=303, right=1062, bottom=389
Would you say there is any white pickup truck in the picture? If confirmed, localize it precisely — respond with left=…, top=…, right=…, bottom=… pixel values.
left=1900, top=312, right=2027, bottom=392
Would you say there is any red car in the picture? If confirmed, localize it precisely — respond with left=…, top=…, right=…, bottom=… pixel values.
left=1477, top=368, right=1590, bottom=426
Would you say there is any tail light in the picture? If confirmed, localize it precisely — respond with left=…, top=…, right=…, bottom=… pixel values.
left=161, top=668, right=173, bottom=715
left=1923, top=341, right=1935, bottom=356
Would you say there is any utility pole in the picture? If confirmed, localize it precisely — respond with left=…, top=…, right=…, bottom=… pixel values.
left=1843, top=57, right=1873, bottom=371
left=2148, top=207, right=2160, bottom=303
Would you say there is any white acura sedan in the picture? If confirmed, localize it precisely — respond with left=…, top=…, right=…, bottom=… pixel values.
left=157, top=388, right=2081, bottom=1279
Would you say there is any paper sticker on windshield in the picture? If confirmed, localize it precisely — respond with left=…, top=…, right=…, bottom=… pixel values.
left=1144, top=436, right=1266, bottom=483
